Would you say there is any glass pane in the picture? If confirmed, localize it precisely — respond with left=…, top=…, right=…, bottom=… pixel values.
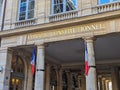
left=99, top=0, right=110, bottom=4
left=9, top=78, right=23, bottom=90
left=21, top=0, right=27, bottom=3
left=0, top=0, right=2, bottom=17
left=0, top=0, right=3, bottom=6
left=20, top=6, right=26, bottom=12
left=16, top=79, right=23, bottom=90
left=28, top=1, right=34, bottom=10
left=54, top=4, right=63, bottom=14
left=19, top=12, right=26, bottom=20
left=29, top=0, right=34, bottom=1
left=28, top=10, right=34, bottom=19
left=112, top=0, right=117, bottom=1
left=20, top=2, right=27, bottom=8
left=66, top=0, right=76, bottom=11
left=54, top=0, right=63, bottom=4
left=9, top=78, right=15, bottom=90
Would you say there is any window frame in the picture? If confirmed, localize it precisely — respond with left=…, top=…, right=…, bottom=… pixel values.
left=18, top=0, right=35, bottom=21
left=51, top=0, right=78, bottom=15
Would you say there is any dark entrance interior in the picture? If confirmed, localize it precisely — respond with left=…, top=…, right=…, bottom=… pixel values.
left=45, top=34, right=120, bottom=90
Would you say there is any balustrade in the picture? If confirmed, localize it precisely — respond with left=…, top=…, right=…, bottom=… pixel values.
left=15, top=18, right=36, bottom=28
left=49, top=10, right=78, bottom=22
left=92, top=1, right=120, bottom=13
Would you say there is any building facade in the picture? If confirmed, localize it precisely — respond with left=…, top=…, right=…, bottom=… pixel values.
left=0, top=0, right=120, bottom=90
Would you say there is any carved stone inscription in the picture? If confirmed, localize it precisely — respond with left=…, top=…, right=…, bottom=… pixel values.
left=28, top=23, right=105, bottom=40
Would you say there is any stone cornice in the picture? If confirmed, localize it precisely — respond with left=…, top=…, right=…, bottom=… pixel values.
left=0, top=10, right=120, bottom=37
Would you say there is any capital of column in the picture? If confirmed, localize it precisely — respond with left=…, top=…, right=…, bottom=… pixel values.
left=0, top=47, right=7, bottom=53
left=82, top=36, right=96, bottom=43
left=8, top=48, right=13, bottom=54
left=0, top=47, right=13, bottom=53
left=35, top=43, right=48, bottom=49
left=111, top=66, right=119, bottom=71
left=37, top=45, right=44, bottom=49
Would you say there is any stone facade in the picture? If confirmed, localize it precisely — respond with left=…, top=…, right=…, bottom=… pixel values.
left=0, top=0, right=120, bottom=90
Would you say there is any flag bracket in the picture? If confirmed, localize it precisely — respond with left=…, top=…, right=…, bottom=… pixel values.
left=37, top=69, right=45, bottom=71
left=89, top=66, right=96, bottom=68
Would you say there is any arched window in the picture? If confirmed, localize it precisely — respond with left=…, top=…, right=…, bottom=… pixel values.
left=52, top=0, right=77, bottom=14
left=9, top=56, right=25, bottom=90
left=18, top=0, right=35, bottom=21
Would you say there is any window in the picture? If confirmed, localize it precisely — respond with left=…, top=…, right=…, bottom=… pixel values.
left=99, top=0, right=118, bottom=4
left=52, top=0, right=77, bottom=14
left=18, top=0, right=35, bottom=21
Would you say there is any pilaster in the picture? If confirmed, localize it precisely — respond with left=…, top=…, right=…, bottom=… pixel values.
left=3, top=0, right=13, bottom=30
left=35, top=0, right=46, bottom=24
left=0, top=48, right=13, bottom=90
left=27, top=65, right=33, bottom=90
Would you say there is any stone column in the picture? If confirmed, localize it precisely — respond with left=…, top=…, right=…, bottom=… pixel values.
left=34, top=45, right=45, bottom=90
left=98, top=76, right=102, bottom=90
left=84, top=37, right=97, bottom=90
left=58, top=68, right=63, bottom=90
left=0, top=48, right=12, bottom=90
left=45, top=63, right=50, bottom=90
left=66, top=71, right=72, bottom=90
left=111, top=67, right=119, bottom=90
left=102, top=79, right=106, bottom=90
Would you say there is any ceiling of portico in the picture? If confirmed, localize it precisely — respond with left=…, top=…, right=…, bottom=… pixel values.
left=45, top=34, right=120, bottom=65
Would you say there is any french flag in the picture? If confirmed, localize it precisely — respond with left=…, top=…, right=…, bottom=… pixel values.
left=31, top=48, right=36, bottom=75
left=85, top=42, right=89, bottom=76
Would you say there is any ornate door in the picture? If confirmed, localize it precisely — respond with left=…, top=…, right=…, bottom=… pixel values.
left=9, top=56, right=25, bottom=90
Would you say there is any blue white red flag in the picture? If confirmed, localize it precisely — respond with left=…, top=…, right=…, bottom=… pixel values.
left=85, top=42, right=89, bottom=76
left=31, top=48, right=36, bottom=75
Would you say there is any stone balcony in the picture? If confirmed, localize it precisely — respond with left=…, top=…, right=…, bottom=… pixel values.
left=14, top=18, right=36, bottom=28
left=49, top=10, right=78, bottom=22
left=93, top=1, right=120, bottom=13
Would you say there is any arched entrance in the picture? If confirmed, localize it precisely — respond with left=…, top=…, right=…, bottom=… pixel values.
left=9, top=55, right=25, bottom=90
